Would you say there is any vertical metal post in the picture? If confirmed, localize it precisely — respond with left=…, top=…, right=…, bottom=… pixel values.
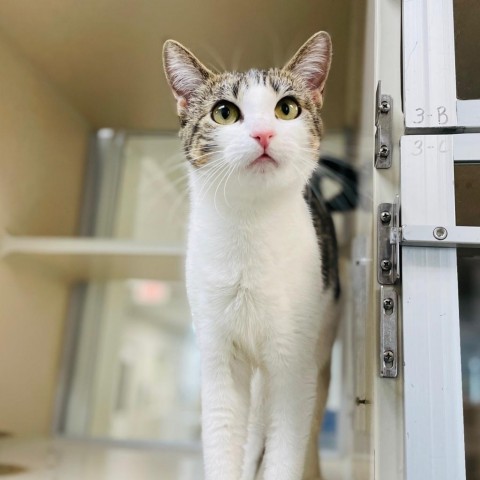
left=401, top=135, right=466, bottom=480
left=402, top=0, right=458, bottom=130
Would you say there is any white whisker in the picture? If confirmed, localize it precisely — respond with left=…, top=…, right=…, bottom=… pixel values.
left=205, top=163, right=229, bottom=209
left=213, top=164, right=232, bottom=216
left=199, top=162, right=230, bottom=204
left=195, top=162, right=226, bottom=200
left=169, top=155, right=225, bottom=190
left=222, top=162, right=238, bottom=208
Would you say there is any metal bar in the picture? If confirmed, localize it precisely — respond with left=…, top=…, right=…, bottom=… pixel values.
left=377, top=203, right=396, bottom=284
left=403, top=0, right=458, bottom=129
left=400, top=135, right=466, bottom=480
left=401, top=225, right=480, bottom=248
left=453, top=133, right=480, bottom=163
left=457, top=100, right=480, bottom=131
left=375, top=83, right=394, bottom=168
left=379, top=286, right=398, bottom=378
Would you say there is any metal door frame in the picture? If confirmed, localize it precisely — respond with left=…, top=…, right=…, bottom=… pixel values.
left=400, top=134, right=473, bottom=480
left=403, top=0, right=480, bottom=131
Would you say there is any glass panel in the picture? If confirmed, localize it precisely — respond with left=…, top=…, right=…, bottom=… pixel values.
left=63, top=132, right=348, bottom=451
left=456, top=163, right=480, bottom=479
left=458, top=253, right=480, bottom=479
left=65, top=279, right=200, bottom=443
left=88, top=132, right=188, bottom=244
left=454, top=0, right=480, bottom=100
left=455, top=164, right=480, bottom=227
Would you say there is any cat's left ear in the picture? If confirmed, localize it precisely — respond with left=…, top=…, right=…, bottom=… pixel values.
left=283, top=31, right=332, bottom=103
left=163, top=40, right=213, bottom=113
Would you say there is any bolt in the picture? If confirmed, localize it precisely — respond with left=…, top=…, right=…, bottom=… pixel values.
left=379, top=101, right=391, bottom=113
left=384, top=350, right=395, bottom=366
left=380, top=259, right=392, bottom=272
left=383, top=298, right=394, bottom=313
left=433, top=226, right=448, bottom=240
left=380, top=211, right=392, bottom=224
left=379, top=145, right=390, bottom=158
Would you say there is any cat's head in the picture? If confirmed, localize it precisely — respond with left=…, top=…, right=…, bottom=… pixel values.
left=163, top=32, right=332, bottom=203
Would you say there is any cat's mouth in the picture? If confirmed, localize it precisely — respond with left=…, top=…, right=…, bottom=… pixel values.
left=248, top=154, right=279, bottom=169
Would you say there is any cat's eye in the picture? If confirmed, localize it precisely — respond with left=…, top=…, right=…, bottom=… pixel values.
left=211, top=101, right=240, bottom=125
left=275, top=97, right=301, bottom=120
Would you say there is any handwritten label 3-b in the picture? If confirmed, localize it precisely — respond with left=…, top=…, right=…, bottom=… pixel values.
left=413, top=107, right=448, bottom=125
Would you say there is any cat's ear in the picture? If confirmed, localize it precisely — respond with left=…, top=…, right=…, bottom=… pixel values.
left=283, top=31, right=332, bottom=102
left=163, top=40, right=213, bottom=112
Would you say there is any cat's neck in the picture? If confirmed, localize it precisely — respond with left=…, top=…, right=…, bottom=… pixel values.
left=189, top=182, right=307, bottom=226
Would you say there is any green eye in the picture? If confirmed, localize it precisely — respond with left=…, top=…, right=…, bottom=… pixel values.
left=212, top=101, right=240, bottom=125
left=275, top=97, right=301, bottom=120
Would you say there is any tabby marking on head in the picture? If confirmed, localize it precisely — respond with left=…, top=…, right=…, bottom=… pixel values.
left=163, top=33, right=331, bottom=174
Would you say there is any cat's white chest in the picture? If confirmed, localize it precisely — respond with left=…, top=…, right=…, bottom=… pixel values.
left=186, top=199, right=323, bottom=363
left=188, top=226, right=277, bottom=358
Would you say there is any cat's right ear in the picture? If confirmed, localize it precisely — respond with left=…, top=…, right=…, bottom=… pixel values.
left=283, top=32, right=332, bottom=105
left=163, top=40, right=212, bottom=114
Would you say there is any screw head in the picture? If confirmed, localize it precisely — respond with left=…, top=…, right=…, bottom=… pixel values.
left=380, top=211, right=392, bottom=224
left=383, top=350, right=395, bottom=366
left=379, top=145, right=390, bottom=158
left=383, top=298, right=394, bottom=313
left=379, top=101, right=391, bottom=113
left=433, top=226, right=448, bottom=240
left=380, top=259, right=392, bottom=272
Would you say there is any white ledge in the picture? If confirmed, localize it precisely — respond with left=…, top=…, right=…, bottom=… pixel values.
left=0, top=234, right=185, bottom=282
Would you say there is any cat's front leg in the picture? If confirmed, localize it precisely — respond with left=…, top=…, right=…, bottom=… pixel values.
left=200, top=347, right=251, bottom=480
left=263, top=352, right=319, bottom=480
left=241, top=369, right=266, bottom=480
left=302, top=361, right=332, bottom=480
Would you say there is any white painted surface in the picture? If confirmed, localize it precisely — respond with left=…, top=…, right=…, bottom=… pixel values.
left=400, top=135, right=466, bottom=480
left=373, top=1, right=405, bottom=479
left=0, top=235, right=184, bottom=257
left=457, top=100, right=480, bottom=129
left=453, top=133, right=480, bottom=163
left=403, top=0, right=458, bottom=129
left=402, top=225, right=480, bottom=248
left=0, top=437, right=350, bottom=480
left=0, top=235, right=185, bottom=281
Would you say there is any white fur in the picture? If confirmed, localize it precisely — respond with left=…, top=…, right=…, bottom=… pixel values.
left=185, top=83, right=338, bottom=480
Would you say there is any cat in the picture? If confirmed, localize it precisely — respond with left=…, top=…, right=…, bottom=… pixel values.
left=163, top=31, right=340, bottom=480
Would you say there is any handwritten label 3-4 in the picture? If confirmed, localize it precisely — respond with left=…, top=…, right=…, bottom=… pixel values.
left=411, top=139, right=448, bottom=156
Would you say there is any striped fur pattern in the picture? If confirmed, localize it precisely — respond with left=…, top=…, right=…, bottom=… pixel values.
left=305, top=169, right=341, bottom=300
left=175, top=68, right=324, bottom=168
left=163, top=32, right=339, bottom=480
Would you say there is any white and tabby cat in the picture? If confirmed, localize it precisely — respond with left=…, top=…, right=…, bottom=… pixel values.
left=163, top=32, right=340, bottom=480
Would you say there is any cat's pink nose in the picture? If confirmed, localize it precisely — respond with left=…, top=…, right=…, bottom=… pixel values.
left=251, top=130, right=275, bottom=149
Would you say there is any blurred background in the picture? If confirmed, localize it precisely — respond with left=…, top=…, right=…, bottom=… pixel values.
left=1, top=1, right=480, bottom=479
left=0, top=0, right=365, bottom=450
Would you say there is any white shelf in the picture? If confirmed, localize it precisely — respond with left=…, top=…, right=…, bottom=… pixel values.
left=0, top=437, right=351, bottom=480
left=0, top=234, right=185, bottom=282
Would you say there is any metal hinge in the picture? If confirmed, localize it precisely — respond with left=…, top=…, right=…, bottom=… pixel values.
left=377, top=200, right=480, bottom=285
left=378, top=202, right=400, bottom=379
left=375, top=81, right=393, bottom=169
left=377, top=200, right=400, bottom=285
left=380, top=286, right=398, bottom=378
left=377, top=201, right=480, bottom=379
